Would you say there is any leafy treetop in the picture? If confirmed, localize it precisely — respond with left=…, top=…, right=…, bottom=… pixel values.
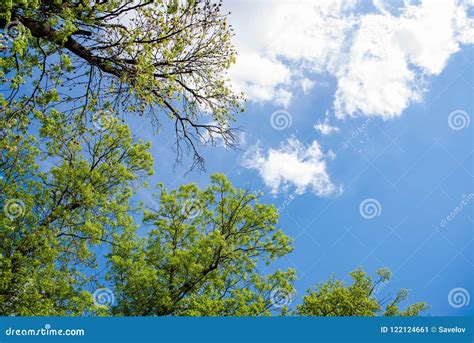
left=296, top=268, right=428, bottom=316
left=1, top=0, right=243, bottom=169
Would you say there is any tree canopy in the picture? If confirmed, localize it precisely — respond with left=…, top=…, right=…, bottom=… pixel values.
left=109, top=174, right=295, bottom=316
left=1, top=0, right=243, bottom=168
left=0, top=121, right=427, bottom=316
left=0, top=110, right=153, bottom=315
left=296, top=269, right=428, bottom=317
left=1, top=0, right=428, bottom=317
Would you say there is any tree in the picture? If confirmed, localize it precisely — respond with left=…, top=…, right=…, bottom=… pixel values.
left=296, top=268, right=428, bottom=316
left=1, top=1, right=428, bottom=317
left=0, top=110, right=153, bottom=315
left=1, top=0, right=243, bottom=168
left=0, top=114, right=427, bottom=315
left=108, top=174, right=296, bottom=316
left=0, top=103, right=296, bottom=316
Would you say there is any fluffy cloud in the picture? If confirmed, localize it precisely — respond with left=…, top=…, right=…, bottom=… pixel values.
left=315, top=120, right=340, bottom=135
left=242, top=138, right=340, bottom=196
left=225, top=0, right=473, bottom=119
left=229, top=50, right=292, bottom=107
left=225, top=0, right=356, bottom=108
left=334, top=0, right=469, bottom=118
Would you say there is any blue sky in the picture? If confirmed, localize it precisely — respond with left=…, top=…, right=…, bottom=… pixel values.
left=123, top=0, right=474, bottom=316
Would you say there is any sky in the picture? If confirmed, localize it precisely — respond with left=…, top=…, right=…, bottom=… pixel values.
left=125, top=0, right=474, bottom=316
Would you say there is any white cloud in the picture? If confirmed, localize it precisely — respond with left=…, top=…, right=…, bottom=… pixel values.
left=315, top=120, right=340, bottom=135
left=225, top=0, right=473, bottom=118
left=301, top=78, right=315, bottom=94
left=334, top=13, right=422, bottom=119
left=242, top=137, right=340, bottom=196
left=231, top=0, right=472, bottom=197
left=229, top=50, right=292, bottom=106
left=334, top=0, right=468, bottom=119
left=396, top=1, right=460, bottom=74
left=258, top=0, right=357, bottom=72
left=225, top=0, right=356, bottom=108
left=274, top=88, right=293, bottom=108
left=454, top=0, right=474, bottom=44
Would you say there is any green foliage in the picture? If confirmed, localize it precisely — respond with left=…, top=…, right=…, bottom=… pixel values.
left=0, top=110, right=153, bottom=315
left=296, top=268, right=428, bottom=316
left=1, top=0, right=244, bottom=168
left=0, top=112, right=427, bottom=316
left=1, top=0, right=428, bottom=318
left=108, top=174, right=295, bottom=316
